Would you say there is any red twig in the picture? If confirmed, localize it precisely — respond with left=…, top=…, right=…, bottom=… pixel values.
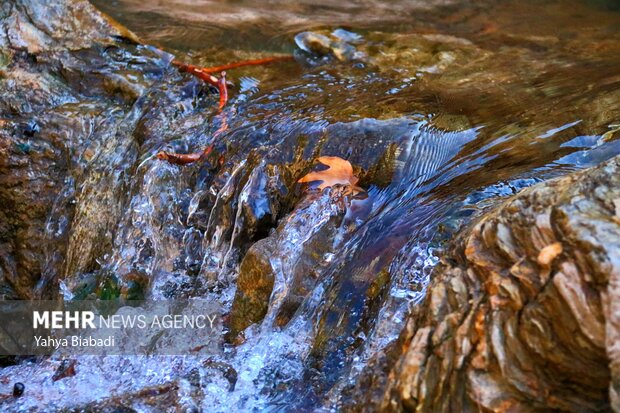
left=173, top=60, right=220, bottom=87
left=214, top=112, right=229, bottom=138
left=160, top=55, right=292, bottom=166
left=172, top=55, right=293, bottom=111
left=190, top=55, right=294, bottom=74
left=217, top=71, right=228, bottom=111
left=156, top=145, right=213, bottom=166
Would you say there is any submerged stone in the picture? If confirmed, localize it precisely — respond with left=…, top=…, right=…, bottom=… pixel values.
left=12, top=382, right=24, bottom=397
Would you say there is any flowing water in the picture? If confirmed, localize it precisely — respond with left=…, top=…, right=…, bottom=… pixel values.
left=2, top=0, right=620, bottom=411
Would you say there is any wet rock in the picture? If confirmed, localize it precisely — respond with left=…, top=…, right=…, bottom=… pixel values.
left=294, top=30, right=363, bottom=64
left=295, top=32, right=333, bottom=57
left=0, top=0, right=164, bottom=298
left=12, top=382, right=24, bottom=397
left=61, top=104, right=142, bottom=279
left=303, top=229, right=398, bottom=399
left=197, top=158, right=290, bottom=288
left=332, top=29, right=364, bottom=45
left=203, top=358, right=238, bottom=392
left=229, top=238, right=275, bottom=336
left=346, top=155, right=620, bottom=412
left=1, top=0, right=137, bottom=54
left=52, top=359, right=77, bottom=382
left=229, top=189, right=346, bottom=337
left=273, top=212, right=340, bottom=327
left=70, top=383, right=179, bottom=412
left=356, top=31, right=482, bottom=87
left=194, top=117, right=412, bottom=296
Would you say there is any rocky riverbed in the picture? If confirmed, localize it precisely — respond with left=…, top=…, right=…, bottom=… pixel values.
left=0, top=0, right=619, bottom=411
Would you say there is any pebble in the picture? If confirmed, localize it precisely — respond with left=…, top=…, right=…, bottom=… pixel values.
left=13, top=382, right=24, bottom=397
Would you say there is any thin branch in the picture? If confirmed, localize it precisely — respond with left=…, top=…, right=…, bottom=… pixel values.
left=159, top=55, right=292, bottom=166
left=156, top=145, right=213, bottom=166
left=188, top=55, right=294, bottom=74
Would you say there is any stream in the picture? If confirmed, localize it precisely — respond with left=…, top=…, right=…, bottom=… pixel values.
left=1, top=0, right=620, bottom=411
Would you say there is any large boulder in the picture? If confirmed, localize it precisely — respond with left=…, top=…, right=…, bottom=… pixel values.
left=346, top=155, right=620, bottom=412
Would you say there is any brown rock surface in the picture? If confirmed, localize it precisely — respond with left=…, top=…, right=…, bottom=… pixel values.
left=346, top=155, right=620, bottom=412
left=0, top=0, right=157, bottom=299
left=229, top=189, right=345, bottom=337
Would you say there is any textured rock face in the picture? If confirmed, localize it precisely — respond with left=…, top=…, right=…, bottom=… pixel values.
left=347, top=155, right=620, bottom=412
left=0, top=0, right=141, bottom=299
left=229, top=188, right=349, bottom=337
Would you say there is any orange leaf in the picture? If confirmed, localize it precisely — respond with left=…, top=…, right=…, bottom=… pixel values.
left=298, top=156, right=360, bottom=190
